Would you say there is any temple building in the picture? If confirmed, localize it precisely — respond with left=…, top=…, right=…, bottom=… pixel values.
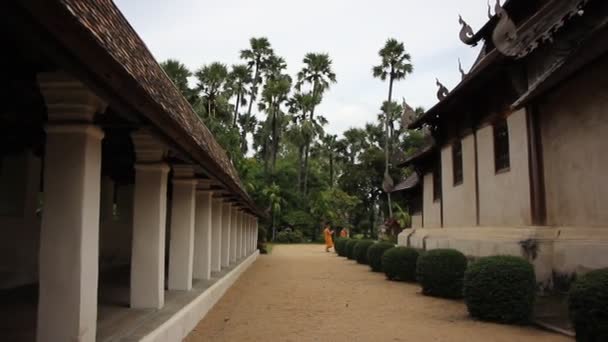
left=397, top=0, right=608, bottom=288
left=0, top=1, right=261, bottom=341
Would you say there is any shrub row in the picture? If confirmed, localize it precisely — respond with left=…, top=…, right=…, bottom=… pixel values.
left=367, top=242, right=395, bottom=272
left=336, top=241, right=608, bottom=338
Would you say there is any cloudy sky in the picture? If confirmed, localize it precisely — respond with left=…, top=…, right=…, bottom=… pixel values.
left=115, top=0, right=492, bottom=136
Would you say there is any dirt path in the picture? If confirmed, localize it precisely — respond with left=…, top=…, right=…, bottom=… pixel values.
left=185, top=244, right=571, bottom=342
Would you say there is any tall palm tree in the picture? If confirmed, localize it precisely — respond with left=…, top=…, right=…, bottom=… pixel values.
left=258, top=74, right=292, bottom=174
left=372, top=38, right=413, bottom=218
left=195, top=62, right=229, bottom=117
left=287, top=93, right=316, bottom=193
left=227, top=64, right=252, bottom=127
left=240, top=37, right=274, bottom=121
left=160, top=59, right=194, bottom=103
left=262, top=182, right=284, bottom=241
left=237, top=113, right=257, bottom=154
left=296, top=53, right=337, bottom=194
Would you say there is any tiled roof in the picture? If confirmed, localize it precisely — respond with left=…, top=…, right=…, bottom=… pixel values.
left=390, top=173, right=420, bottom=193
left=20, top=1, right=258, bottom=214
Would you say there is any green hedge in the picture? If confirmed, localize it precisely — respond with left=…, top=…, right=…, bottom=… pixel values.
left=353, top=240, right=375, bottom=265
left=367, top=242, right=395, bottom=272
left=416, top=249, right=467, bottom=298
left=382, top=247, right=420, bottom=281
left=335, top=238, right=349, bottom=257
left=464, top=256, right=536, bottom=324
left=346, top=239, right=359, bottom=260
left=275, top=230, right=304, bottom=243
left=569, top=268, right=608, bottom=341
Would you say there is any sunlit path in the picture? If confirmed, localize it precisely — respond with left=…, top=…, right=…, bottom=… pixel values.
left=185, top=244, right=570, bottom=342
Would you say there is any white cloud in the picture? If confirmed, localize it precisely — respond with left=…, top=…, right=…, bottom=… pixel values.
left=115, top=0, right=492, bottom=136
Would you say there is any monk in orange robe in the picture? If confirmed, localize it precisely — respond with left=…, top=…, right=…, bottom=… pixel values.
left=340, top=227, right=349, bottom=238
left=323, top=224, right=334, bottom=252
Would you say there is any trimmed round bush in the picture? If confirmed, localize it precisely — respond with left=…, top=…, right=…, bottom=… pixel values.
left=382, top=247, right=420, bottom=281
left=367, top=242, right=395, bottom=272
left=346, top=239, right=359, bottom=260
left=464, top=256, right=536, bottom=324
left=569, top=268, right=608, bottom=341
left=275, top=230, right=304, bottom=243
left=416, top=249, right=467, bottom=298
left=353, top=240, right=375, bottom=265
left=335, top=238, right=349, bottom=257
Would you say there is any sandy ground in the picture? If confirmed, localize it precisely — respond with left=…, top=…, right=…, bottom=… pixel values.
left=185, top=244, right=571, bottom=342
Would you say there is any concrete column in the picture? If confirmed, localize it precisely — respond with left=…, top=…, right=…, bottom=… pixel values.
left=230, top=206, right=238, bottom=264
left=236, top=211, right=243, bottom=259
left=36, top=72, right=106, bottom=342
left=221, top=202, right=231, bottom=268
left=246, top=215, right=251, bottom=254
left=193, top=189, right=213, bottom=280
left=255, top=218, right=259, bottom=252
left=211, top=198, right=223, bottom=273
left=168, top=166, right=197, bottom=291
left=130, top=130, right=169, bottom=309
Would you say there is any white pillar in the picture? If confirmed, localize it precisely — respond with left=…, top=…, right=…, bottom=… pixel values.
left=130, top=131, right=169, bottom=309
left=221, top=202, right=231, bottom=268
left=236, top=211, right=243, bottom=259
left=230, top=206, right=238, bottom=264
left=168, top=166, right=197, bottom=291
left=193, top=189, right=213, bottom=280
left=36, top=72, right=105, bottom=342
left=254, top=218, right=259, bottom=252
left=211, top=198, right=223, bottom=273
left=246, top=215, right=251, bottom=254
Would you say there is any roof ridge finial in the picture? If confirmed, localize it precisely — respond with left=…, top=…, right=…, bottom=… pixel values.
left=436, top=78, right=449, bottom=101
left=458, top=58, right=467, bottom=80
left=458, top=15, right=476, bottom=46
left=487, top=0, right=493, bottom=19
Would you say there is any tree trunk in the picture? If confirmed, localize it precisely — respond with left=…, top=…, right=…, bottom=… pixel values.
left=303, top=82, right=319, bottom=195
left=240, top=128, right=248, bottom=154
left=329, top=152, right=334, bottom=187
left=385, top=70, right=394, bottom=218
left=246, top=61, right=260, bottom=118
left=271, top=103, right=278, bottom=175
left=233, top=93, right=241, bottom=127
left=297, top=144, right=304, bottom=193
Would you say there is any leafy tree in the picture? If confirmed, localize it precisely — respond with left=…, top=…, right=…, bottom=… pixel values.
left=258, top=74, right=292, bottom=174
left=373, top=38, right=413, bottom=218
left=237, top=113, right=257, bottom=154
left=311, top=188, right=360, bottom=232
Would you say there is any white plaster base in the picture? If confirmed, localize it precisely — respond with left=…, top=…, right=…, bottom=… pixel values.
left=398, top=227, right=608, bottom=289
left=140, top=251, right=259, bottom=342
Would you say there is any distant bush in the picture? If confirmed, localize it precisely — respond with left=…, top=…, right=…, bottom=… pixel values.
left=257, top=242, right=268, bottom=254
left=569, top=268, right=608, bottom=341
left=353, top=240, right=375, bottom=265
left=346, top=239, right=359, bottom=260
left=367, top=242, right=395, bottom=272
left=275, top=230, right=305, bottom=244
left=382, top=247, right=420, bottom=281
left=464, top=256, right=536, bottom=324
left=335, top=238, right=349, bottom=257
left=416, top=249, right=467, bottom=298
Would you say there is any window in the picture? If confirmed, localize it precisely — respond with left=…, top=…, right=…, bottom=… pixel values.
left=493, top=118, right=510, bottom=172
left=452, top=140, right=463, bottom=185
left=432, top=160, right=441, bottom=202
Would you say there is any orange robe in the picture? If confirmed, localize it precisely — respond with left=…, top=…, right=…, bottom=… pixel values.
left=340, top=229, right=348, bottom=238
left=324, top=228, right=333, bottom=248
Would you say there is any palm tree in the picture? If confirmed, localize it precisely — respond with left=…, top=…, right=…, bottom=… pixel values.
left=258, top=74, right=292, bottom=174
left=237, top=113, right=257, bottom=154
left=227, top=64, right=252, bottom=127
left=287, top=93, right=316, bottom=192
left=160, top=59, right=194, bottom=103
left=372, top=38, right=413, bottom=218
left=240, top=37, right=274, bottom=120
left=195, top=62, right=229, bottom=117
left=262, top=182, right=284, bottom=241
left=296, top=53, right=337, bottom=194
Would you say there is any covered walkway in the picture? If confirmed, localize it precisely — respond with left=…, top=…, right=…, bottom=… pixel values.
left=187, top=244, right=571, bottom=342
